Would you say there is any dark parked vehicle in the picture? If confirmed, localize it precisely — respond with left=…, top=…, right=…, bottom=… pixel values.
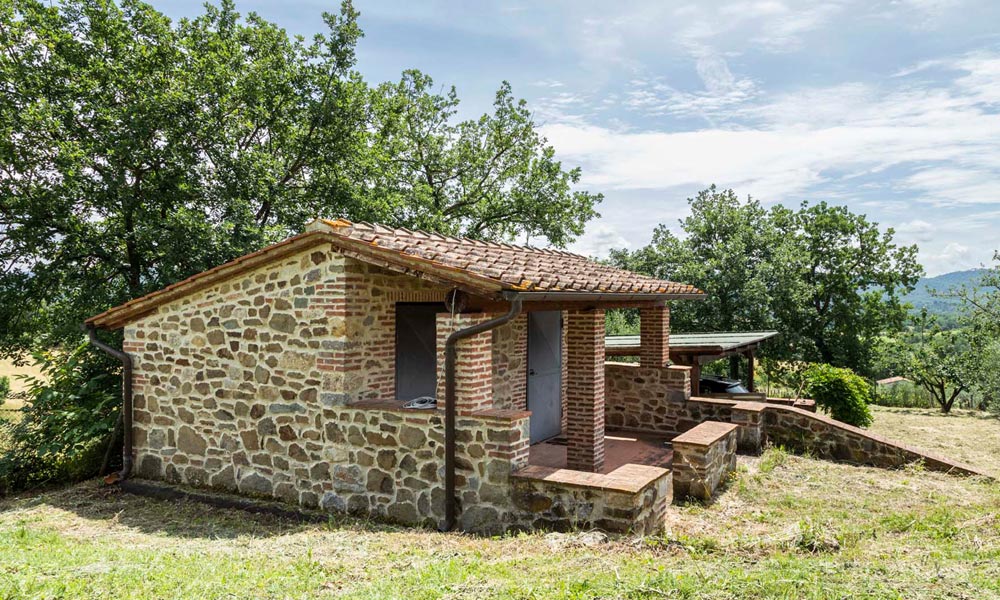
left=699, top=376, right=750, bottom=395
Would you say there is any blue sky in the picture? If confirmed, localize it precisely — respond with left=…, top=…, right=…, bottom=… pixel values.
left=161, top=0, right=1000, bottom=276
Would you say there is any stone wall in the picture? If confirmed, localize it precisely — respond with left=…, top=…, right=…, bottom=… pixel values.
left=605, top=362, right=709, bottom=435
left=604, top=362, right=989, bottom=477
left=671, top=421, right=738, bottom=500
left=602, top=362, right=988, bottom=477
left=322, top=404, right=530, bottom=532
left=511, top=463, right=671, bottom=534
left=492, top=315, right=528, bottom=411
left=127, top=245, right=349, bottom=503
left=762, top=405, right=986, bottom=476
left=124, top=243, right=553, bottom=532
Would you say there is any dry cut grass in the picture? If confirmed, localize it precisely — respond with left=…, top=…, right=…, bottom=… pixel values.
left=869, top=405, right=1000, bottom=475
left=0, top=403, right=998, bottom=598
left=1, top=412, right=999, bottom=598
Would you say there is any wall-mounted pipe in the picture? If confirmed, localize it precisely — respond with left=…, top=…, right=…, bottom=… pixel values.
left=442, top=295, right=522, bottom=531
left=84, top=324, right=134, bottom=482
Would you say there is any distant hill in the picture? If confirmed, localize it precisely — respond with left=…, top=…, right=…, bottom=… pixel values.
left=903, top=269, right=988, bottom=317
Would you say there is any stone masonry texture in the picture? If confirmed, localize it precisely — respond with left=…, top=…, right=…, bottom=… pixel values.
left=671, top=421, right=739, bottom=500
left=124, top=244, right=671, bottom=534
left=602, top=362, right=987, bottom=477
left=125, top=245, right=543, bottom=532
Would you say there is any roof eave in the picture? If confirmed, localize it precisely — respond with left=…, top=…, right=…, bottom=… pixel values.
left=502, top=291, right=706, bottom=302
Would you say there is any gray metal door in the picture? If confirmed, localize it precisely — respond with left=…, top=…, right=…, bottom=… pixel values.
left=527, top=311, right=562, bottom=443
left=395, top=304, right=438, bottom=401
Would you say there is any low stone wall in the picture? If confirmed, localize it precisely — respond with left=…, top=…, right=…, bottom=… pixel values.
left=762, top=405, right=987, bottom=476
left=323, top=404, right=531, bottom=532
left=671, top=421, right=738, bottom=501
left=604, top=364, right=990, bottom=477
left=136, top=401, right=532, bottom=533
left=762, top=397, right=817, bottom=412
left=511, top=463, right=671, bottom=534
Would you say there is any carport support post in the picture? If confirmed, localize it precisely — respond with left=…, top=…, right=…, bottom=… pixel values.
left=639, top=304, right=670, bottom=368
left=746, top=350, right=756, bottom=393
left=691, top=362, right=701, bottom=396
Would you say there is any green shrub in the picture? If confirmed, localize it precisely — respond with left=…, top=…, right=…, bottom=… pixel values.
left=0, top=343, right=120, bottom=495
left=804, top=364, right=874, bottom=427
left=0, top=376, right=9, bottom=406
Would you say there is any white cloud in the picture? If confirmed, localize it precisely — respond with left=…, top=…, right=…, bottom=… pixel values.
left=885, top=0, right=965, bottom=29
left=543, top=49, right=1000, bottom=209
left=532, top=79, right=565, bottom=88
left=895, top=219, right=936, bottom=242
left=925, top=241, right=974, bottom=275
left=622, top=63, right=759, bottom=121
left=568, top=223, right=632, bottom=258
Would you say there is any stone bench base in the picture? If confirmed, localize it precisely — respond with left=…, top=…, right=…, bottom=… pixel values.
left=671, top=421, right=738, bottom=501
left=511, top=463, right=671, bottom=534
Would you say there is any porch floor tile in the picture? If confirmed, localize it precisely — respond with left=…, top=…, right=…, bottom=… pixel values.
left=528, top=430, right=673, bottom=474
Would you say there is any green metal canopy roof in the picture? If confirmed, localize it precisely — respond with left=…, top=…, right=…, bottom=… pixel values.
left=605, top=331, right=779, bottom=355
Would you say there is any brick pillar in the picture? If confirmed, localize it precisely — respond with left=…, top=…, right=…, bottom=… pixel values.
left=640, top=304, right=670, bottom=368
left=436, top=313, right=494, bottom=415
left=565, top=309, right=605, bottom=472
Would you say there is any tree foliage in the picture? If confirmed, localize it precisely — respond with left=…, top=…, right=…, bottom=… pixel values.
left=878, top=312, right=975, bottom=414
left=937, top=253, right=1000, bottom=411
left=0, top=0, right=601, bottom=358
left=0, top=344, right=120, bottom=493
left=610, top=186, right=922, bottom=375
left=0, top=0, right=601, bottom=491
left=945, top=252, right=1000, bottom=325
left=770, top=202, right=922, bottom=372
left=609, top=186, right=778, bottom=334
left=364, top=71, right=599, bottom=244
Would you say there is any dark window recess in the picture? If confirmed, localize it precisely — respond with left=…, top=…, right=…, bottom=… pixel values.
left=395, top=304, right=439, bottom=402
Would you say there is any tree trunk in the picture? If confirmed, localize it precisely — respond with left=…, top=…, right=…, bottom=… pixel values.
left=123, top=197, right=142, bottom=298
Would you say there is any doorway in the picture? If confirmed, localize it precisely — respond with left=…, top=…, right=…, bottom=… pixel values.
left=527, top=311, right=562, bottom=443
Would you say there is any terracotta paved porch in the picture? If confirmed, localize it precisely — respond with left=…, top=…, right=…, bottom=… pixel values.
left=528, top=430, right=673, bottom=474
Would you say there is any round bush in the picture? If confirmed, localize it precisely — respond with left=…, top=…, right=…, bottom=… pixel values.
left=804, top=364, right=874, bottom=428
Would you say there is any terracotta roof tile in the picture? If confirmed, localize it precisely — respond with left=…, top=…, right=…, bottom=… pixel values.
left=320, top=219, right=701, bottom=296
left=86, top=219, right=703, bottom=329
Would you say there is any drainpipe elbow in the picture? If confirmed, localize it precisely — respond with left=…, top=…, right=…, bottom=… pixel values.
left=83, top=323, right=134, bottom=483
left=441, top=296, right=523, bottom=532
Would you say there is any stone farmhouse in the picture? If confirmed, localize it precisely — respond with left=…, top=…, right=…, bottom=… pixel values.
left=85, top=219, right=985, bottom=534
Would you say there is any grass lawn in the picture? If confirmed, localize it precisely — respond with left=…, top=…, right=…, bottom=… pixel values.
left=1, top=410, right=998, bottom=598
left=869, top=405, right=1000, bottom=473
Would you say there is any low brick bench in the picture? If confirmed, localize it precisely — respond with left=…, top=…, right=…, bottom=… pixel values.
left=671, top=421, right=738, bottom=501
